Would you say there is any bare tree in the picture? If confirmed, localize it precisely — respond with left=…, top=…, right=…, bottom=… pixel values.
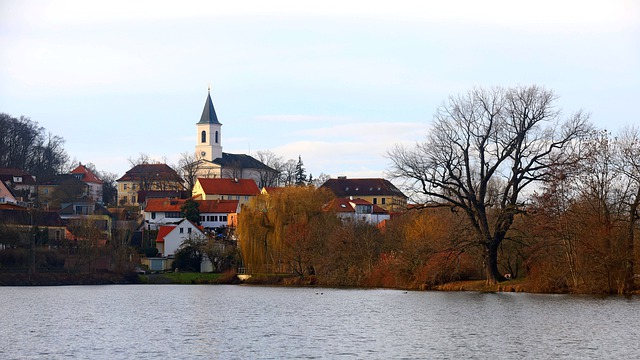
left=615, top=127, right=640, bottom=292
left=388, top=85, right=591, bottom=284
left=256, top=150, right=283, bottom=187
left=177, top=151, right=201, bottom=194
left=280, top=159, right=297, bottom=186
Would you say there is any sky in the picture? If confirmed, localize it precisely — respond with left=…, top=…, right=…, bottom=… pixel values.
left=1, top=0, right=639, bottom=180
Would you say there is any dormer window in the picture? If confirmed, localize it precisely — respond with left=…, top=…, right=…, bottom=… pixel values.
left=13, top=176, right=22, bottom=183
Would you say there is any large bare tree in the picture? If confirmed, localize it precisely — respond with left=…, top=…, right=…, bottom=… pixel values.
left=388, top=85, right=591, bottom=284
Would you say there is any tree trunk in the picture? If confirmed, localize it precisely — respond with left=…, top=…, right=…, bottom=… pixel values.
left=623, top=187, right=640, bottom=293
left=484, top=242, right=505, bottom=285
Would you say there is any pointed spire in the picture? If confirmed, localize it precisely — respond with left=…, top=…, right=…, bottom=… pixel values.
left=198, top=87, right=221, bottom=124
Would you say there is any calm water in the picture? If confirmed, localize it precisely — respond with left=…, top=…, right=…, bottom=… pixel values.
left=1, top=285, right=639, bottom=359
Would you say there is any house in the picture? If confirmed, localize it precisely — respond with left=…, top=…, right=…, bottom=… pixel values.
left=193, top=88, right=278, bottom=187
left=0, top=209, right=66, bottom=248
left=0, top=167, right=37, bottom=205
left=192, top=178, right=260, bottom=208
left=155, top=218, right=205, bottom=257
left=116, top=163, right=184, bottom=207
left=198, top=199, right=239, bottom=230
left=0, top=180, right=20, bottom=207
left=143, top=198, right=187, bottom=230
left=320, top=177, right=408, bottom=212
left=37, top=174, right=90, bottom=210
left=59, top=201, right=113, bottom=242
left=325, top=198, right=391, bottom=225
left=70, top=163, right=104, bottom=204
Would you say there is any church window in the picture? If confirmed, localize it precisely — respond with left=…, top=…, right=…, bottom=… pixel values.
left=201, top=131, right=206, bottom=143
left=215, top=131, right=219, bottom=143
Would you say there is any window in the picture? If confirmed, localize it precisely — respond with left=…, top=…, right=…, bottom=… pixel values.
left=381, top=198, right=386, bottom=205
left=188, top=228, right=192, bottom=234
left=131, top=196, right=136, bottom=203
left=123, top=184, right=128, bottom=190
left=215, top=131, right=219, bottom=143
left=201, top=130, right=206, bottom=143
left=132, top=184, right=136, bottom=190
left=373, top=198, right=377, bottom=204
left=165, top=212, right=181, bottom=218
left=151, top=213, right=156, bottom=219
left=245, top=196, right=249, bottom=201
left=222, top=215, right=227, bottom=222
left=44, top=188, right=49, bottom=194
left=180, top=228, right=184, bottom=234
left=200, top=215, right=205, bottom=222
left=213, top=215, right=218, bottom=221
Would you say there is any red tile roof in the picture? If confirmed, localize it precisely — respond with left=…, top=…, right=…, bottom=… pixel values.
left=71, top=164, right=103, bottom=184
left=325, top=198, right=388, bottom=214
left=155, top=225, right=176, bottom=243
left=196, top=178, right=260, bottom=196
left=198, top=200, right=239, bottom=213
left=145, top=198, right=186, bottom=212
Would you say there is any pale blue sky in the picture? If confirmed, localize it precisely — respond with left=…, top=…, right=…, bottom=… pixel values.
left=1, top=1, right=638, bottom=179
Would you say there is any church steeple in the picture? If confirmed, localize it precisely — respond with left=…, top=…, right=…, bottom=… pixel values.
left=198, top=87, right=221, bottom=125
left=196, top=87, right=223, bottom=161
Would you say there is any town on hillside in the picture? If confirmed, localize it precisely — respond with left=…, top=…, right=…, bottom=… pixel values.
left=0, top=90, right=408, bottom=277
left=3, top=85, right=639, bottom=294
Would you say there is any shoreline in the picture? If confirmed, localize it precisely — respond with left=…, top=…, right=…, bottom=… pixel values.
left=2, top=272, right=638, bottom=295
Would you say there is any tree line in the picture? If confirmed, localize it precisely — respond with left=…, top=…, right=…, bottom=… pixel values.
left=237, top=85, right=640, bottom=294
left=0, top=113, right=69, bottom=179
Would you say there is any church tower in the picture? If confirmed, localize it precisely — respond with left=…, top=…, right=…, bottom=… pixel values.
left=195, top=88, right=223, bottom=162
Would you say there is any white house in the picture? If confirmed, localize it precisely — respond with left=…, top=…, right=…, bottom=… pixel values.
left=327, top=198, right=391, bottom=225
left=155, top=218, right=205, bottom=257
left=197, top=199, right=239, bottom=230
left=143, top=198, right=186, bottom=230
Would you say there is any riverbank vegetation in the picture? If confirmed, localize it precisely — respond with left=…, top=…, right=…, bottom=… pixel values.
left=237, top=86, right=640, bottom=295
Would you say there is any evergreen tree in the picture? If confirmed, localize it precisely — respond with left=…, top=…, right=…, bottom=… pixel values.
left=180, top=199, right=201, bottom=225
left=294, top=155, right=307, bottom=186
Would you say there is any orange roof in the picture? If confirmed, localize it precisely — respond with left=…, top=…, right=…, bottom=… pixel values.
left=197, top=178, right=260, bottom=196
left=325, top=198, right=388, bottom=214
left=145, top=198, right=186, bottom=212
left=198, top=199, right=239, bottom=213
left=71, top=164, right=103, bottom=184
left=155, top=225, right=176, bottom=243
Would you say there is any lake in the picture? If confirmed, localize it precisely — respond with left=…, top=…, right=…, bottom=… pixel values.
left=1, top=285, right=639, bottom=359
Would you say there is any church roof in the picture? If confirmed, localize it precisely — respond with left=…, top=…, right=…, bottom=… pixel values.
left=212, top=153, right=275, bottom=171
left=197, top=90, right=221, bottom=125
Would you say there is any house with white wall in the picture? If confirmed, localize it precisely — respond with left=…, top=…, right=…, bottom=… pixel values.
left=155, top=218, right=205, bottom=257
left=326, top=198, right=390, bottom=225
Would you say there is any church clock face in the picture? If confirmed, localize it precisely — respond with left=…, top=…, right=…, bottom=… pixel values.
left=200, top=151, right=206, bottom=157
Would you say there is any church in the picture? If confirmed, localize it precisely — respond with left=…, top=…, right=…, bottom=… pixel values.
left=194, top=88, right=277, bottom=188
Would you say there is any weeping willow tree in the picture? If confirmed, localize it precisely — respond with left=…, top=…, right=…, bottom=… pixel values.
left=237, top=186, right=334, bottom=274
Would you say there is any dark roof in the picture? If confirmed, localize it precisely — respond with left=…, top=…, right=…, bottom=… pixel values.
left=0, top=209, right=64, bottom=227
left=39, top=174, right=88, bottom=187
left=0, top=168, right=37, bottom=185
left=320, top=178, right=407, bottom=199
left=212, top=153, right=275, bottom=171
left=117, top=164, right=183, bottom=183
left=137, top=190, right=189, bottom=203
left=197, top=89, right=221, bottom=125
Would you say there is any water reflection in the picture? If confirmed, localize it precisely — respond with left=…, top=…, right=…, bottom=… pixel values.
left=1, top=286, right=638, bottom=359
